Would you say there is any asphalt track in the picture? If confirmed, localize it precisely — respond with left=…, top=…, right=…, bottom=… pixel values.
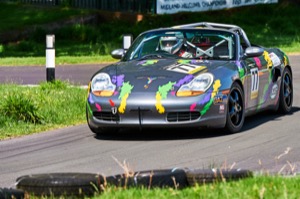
left=0, top=56, right=299, bottom=188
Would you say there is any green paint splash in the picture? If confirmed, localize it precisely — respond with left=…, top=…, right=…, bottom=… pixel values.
left=158, top=81, right=175, bottom=99
left=119, top=82, right=134, bottom=99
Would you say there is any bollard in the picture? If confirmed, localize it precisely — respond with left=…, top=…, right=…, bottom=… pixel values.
left=46, top=34, right=55, bottom=82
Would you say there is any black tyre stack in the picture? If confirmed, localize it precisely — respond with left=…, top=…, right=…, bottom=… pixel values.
left=11, top=168, right=253, bottom=198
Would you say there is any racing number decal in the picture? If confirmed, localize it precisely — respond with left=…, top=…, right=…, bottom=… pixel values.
left=250, top=68, right=259, bottom=99
left=167, top=63, right=206, bottom=74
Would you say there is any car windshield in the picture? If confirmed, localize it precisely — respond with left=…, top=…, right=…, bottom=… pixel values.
left=123, top=29, right=236, bottom=61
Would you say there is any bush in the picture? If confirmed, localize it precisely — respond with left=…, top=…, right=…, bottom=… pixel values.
left=1, top=92, right=43, bottom=124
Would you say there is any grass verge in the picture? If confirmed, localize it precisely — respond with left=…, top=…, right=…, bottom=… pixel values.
left=0, top=81, right=86, bottom=140
left=23, top=175, right=300, bottom=198
left=94, top=175, right=300, bottom=199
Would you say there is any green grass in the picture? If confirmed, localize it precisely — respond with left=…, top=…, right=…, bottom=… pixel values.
left=93, top=176, right=300, bottom=199
left=0, top=1, right=299, bottom=66
left=24, top=175, right=300, bottom=198
left=0, top=55, right=116, bottom=66
left=0, top=81, right=86, bottom=140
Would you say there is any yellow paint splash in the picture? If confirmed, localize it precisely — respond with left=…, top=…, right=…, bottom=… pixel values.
left=263, top=51, right=272, bottom=69
left=155, top=92, right=165, bottom=114
left=118, top=93, right=129, bottom=114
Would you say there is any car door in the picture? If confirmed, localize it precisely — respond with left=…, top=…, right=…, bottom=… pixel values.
left=244, top=48, right=272, bottom=110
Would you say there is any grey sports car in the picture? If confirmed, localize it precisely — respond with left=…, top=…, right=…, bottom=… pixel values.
left=86, top=22, right=293, bottom=134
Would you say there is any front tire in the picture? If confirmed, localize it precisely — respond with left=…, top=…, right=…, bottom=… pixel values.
left=278, top=67, right=293, bottom=114
left=225, top=82, right=245, bottom=133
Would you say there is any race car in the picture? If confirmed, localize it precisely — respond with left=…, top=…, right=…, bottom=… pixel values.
left=86, top=22, right=293, bottom=134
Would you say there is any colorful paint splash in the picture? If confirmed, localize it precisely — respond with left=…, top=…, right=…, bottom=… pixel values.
left=284, top=54, right=289, bottom=66
left=112, top=74, right=125, bottom=87
left=138, top=60, right=159, bottom=66
left=118, top=82, right=134, bottom=114
left=109, top=99, right=115, bottom=107
left=199, top=90, right=212, bottom=105
left=95, top=103, right=101, bottom=111
left=174, top=74, right=194, bottom=87
left=88, top=93, right=94, bottom=104
left=236, top=61, right=245, bottom=79
left=253, top=57, right=262, bottom=69
left=190, top=103, right=197, bottom=111
left=155, top=81, right=176, bottom=114
left=263, top=51, right=273, bottom=69
left=200, top=80, right=221, bottom=116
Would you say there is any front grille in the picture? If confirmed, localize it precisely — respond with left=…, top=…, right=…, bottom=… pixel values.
left=93, top=111, right=120, bottom=122
left=167, top=112, right=201, bottom=122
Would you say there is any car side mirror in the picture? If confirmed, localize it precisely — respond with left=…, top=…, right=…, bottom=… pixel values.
left=244, top=46, right=264, bottom=58
left=111, top=49, right=125, bottom=59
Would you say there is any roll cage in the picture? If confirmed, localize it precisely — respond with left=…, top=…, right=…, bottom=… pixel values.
left=172, top=22, right=251, bottom=47
left=116, top=22, right=254, bottom=61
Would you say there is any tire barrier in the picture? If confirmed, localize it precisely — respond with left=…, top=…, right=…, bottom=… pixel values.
left=106, top=168, right=188, bottom=189
left=16, top=173, right=100, bottom=197
left=0, top=188, right=25, bottom=199
left=186, top=169, right=253, bottom=186
left=15, top=168, right=188, bottom=197
left=14, top=168, right=252, bottom=197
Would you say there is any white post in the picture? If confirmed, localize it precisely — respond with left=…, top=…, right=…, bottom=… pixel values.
left=46, top=35, right=55, bottom=82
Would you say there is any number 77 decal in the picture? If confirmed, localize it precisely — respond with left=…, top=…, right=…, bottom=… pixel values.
left=250, top=68, right=259, bottom=99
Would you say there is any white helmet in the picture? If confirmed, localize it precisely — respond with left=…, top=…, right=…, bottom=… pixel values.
left=159, top=36, right=183, bottom=54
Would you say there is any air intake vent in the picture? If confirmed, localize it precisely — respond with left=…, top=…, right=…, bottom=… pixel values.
left=167, top=112, right=200, bottom=122
left=93, top=112, right=120, bottom=122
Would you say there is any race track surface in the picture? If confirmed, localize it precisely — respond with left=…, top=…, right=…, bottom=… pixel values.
left=0, top=56, right=299, bottom=188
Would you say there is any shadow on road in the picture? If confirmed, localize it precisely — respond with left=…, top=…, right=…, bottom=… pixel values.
left=241, top=106, right=300, bottom=132
left=95, top=127, right=224, bottom=141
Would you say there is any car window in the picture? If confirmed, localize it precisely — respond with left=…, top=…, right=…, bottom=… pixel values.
left=123, top=29, right=236, bottom=61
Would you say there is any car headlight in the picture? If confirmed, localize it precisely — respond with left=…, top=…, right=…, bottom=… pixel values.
left=176, top=73, right=214, bottom=97
left=91, top=73, right=116, bottom=97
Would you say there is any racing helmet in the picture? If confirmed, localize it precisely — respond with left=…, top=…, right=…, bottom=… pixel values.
left=159, top=36, right=183, bottom=54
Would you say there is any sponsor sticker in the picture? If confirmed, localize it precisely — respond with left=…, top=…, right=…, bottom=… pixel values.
left=270, top=84, right=278, bottom=99
left=219, top=104, right=225, bottom=114
left=269, top=52, right=281, bottom=67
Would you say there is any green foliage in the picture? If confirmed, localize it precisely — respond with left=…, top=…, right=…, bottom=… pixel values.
left=0, top=82, right=86, bottom=139
left=0, top=1, right=299, bottom=60
left=0, top=89, right=43, bottom=124
left=39, top=79, right=68, bottom=90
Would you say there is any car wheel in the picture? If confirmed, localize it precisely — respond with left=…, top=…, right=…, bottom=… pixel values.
left=225, top=82, right=245, bottom=133
left=86, top=106, right=118, bottom=135
left=186, top=169, right=253, bottom=186
left=278, top=68, right=293, bottom=114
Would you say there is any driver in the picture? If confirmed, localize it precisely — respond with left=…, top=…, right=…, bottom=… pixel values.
left=159, top=36, right=196, bottom=58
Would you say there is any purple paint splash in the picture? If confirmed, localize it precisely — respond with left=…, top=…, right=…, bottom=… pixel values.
left=235, top=61, right=242, bottom=69
left=137, top=60, right=146, bottom=65
left=112, top=74, right=125, bottom=87
left=88, top=93, right=94, bottom=104
left=199, top=90, right=212, bottom=105
left=264, top=83, right=274, bottom=103
left=174, top=75, right=194, bottom=87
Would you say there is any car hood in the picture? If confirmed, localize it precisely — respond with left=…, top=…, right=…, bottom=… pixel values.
left=96, top=58, right=235, bottom=92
